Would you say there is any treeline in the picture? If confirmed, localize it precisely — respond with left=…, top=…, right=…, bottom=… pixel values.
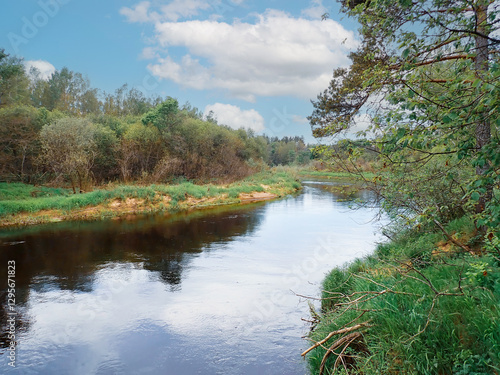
left=0, top=50, right=314, bottom=191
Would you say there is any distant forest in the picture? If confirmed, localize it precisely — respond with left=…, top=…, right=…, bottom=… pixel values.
left=0, top=49, right=315, bottom=191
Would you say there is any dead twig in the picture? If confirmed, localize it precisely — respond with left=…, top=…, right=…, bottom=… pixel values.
left=301, top=321, right=372, bottom=357
left=319, top=332, right=363, bottom=375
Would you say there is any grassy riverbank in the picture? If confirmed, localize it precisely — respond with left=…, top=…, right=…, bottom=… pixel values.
left=306, top=217, right=500, bottom=374
left=0, top=170, right=301, bottom=228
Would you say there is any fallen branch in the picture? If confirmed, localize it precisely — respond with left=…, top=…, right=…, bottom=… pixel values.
left=301, top=321, right=372, bottom=357
left=432, top=218, right=472, bottom=253
left=320, top=332, right=363, bottom=375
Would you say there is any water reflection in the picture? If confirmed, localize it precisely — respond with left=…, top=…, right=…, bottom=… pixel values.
left=0, top=204, right=265, bottom=290
left=0, top=182, right=382, bottom=375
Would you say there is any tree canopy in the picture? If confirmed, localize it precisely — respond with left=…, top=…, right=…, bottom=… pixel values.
left=0, top=51, right=316, bottom=186
left=311, top=0, right=500, bottom=232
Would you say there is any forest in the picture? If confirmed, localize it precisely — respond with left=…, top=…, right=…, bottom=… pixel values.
left=0, top=49, right=313, bottom=193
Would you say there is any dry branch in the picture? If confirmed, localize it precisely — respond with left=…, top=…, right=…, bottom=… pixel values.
left=320, top=332, right=363, bottom=375
left=301, top=321, right=372, bottom=357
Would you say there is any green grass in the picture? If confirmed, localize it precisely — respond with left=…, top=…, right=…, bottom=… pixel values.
left=308, top=217, right=500, bottom=374
left=0, top=170, right=301, bottom=219
left=0, top=182, right=71, bottom=201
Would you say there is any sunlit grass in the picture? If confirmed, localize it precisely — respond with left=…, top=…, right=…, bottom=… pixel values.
left=0, top=170, right=300, bottom=219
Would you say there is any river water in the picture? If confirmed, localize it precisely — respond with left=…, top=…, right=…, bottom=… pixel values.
left=0, top=181, right=382, bottom=375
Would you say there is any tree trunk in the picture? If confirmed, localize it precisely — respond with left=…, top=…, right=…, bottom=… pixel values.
left=474, top=0, right=492, bottom=214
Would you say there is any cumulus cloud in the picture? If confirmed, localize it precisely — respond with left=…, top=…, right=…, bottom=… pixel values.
left=121, top=2, right=358, bottom=102
left=145, top=10, right=357, bottom=101
left=120, top=1, right=153, bottom=23
left=204, top=103, right=265, bottom=132
left=24, top=60, right=56, bottom=80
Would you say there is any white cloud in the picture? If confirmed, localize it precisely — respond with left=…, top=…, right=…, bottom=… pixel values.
left=24, top=60, right=56, bottom=80
left=204, top=103, right=265, bottom=132
left=344, top=113, right=372, bottom=138
left=159, top=0, right=211, bottom=21
left=143, top=10, right=357, bottom=101
left=292, top=115, right=308, bottom=124
left=302, top=0, right=328, bottom=19
left=140, top=46, right=159, bottom=60
left=121, top=0, right=213, bottom=23
left=120, top=1, right=153, bottom=23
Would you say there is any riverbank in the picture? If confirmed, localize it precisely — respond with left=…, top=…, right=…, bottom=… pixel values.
left=305, top=216, right=500, bottom=374
left=0, top=171, right=301, bottom=228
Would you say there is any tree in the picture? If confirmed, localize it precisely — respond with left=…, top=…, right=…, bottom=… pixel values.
left=79, top=88, right=101, bottom=115
left=40, top=118, right=96, bottom=192
left=0, top=49, right=30, bottom=107
left=91, top=123, right=119, bottom=182
left=117, top=122, right=164, bottom=181
left=0, top=105, right=54, bottom=182
left=142, top=97, right=179, bottom=131
left=28, top=66, right=50, bottom=108
left=311, top=0, right=500, bottom=230
left=123, top=86, right=151, bottom=116
left=307, top=4, right=500, bottom=371
left=33, top=67, right=99, bottom=115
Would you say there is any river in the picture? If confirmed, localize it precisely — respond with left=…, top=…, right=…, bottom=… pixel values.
left=0, top=180, right=382, bottom=375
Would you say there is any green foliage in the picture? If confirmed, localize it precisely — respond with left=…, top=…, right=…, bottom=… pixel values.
left=39, top=117, right=96, bottom=192
left=91, top=123, right=119, bottom=181
left=30, top=67, right=96, bottom=115
left=141, top=97, right=179, bottom=130
left=0, top=105, right=63, bottom=182
left=0, top=170, right=300, bottom=218
left=268, top=136, right=312, bottom=166
left=0, top=182, right=70, bottom=201
left=298, top=170, right=375, bottom=179
left=156, top=116, right=252, bottom=181
left=0, top=49, right=30, bottom=107
left=309, top=219, right=500, bottom=375
left=311, top=0, right=500, bottom=234
left=88, top=114, right=127, bottom=136
left=0, top=51, right=313, bottom=187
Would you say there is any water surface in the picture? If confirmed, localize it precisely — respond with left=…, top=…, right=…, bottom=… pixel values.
left=0, top=181, right=381, bottom=375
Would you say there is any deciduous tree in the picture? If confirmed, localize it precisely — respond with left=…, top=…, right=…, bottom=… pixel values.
left=311, top=0, right=500, bottom=230
left=40, top=118, right=96, bottom=192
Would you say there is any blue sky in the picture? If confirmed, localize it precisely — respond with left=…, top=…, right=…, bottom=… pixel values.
left=1, top=0, right=361, bottom=142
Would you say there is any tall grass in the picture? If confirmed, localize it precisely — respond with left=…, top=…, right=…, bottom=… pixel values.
left=0, top=182, right=71, bottom=200
left=0, top=170, right=300, bottom=218
left=308, top=217, right=500, bottom=374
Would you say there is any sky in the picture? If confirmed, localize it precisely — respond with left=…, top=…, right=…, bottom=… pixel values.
left=0, top=0, right=361, bottom=142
